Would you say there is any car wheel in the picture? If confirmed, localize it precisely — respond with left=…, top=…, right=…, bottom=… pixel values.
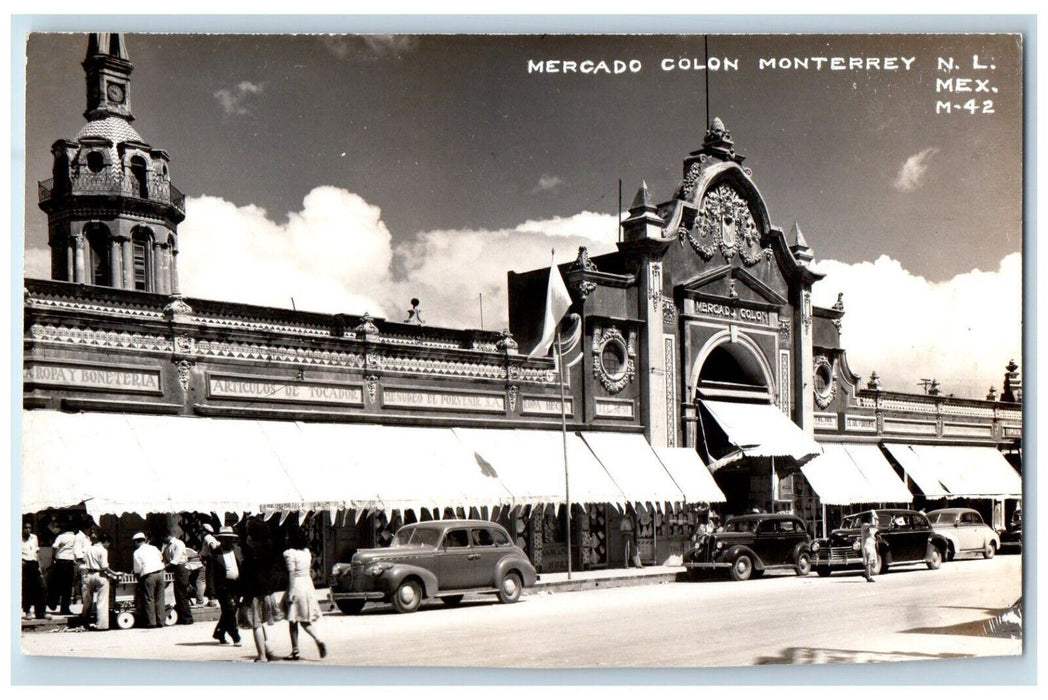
left=983, top=541, right=997, bottom=559
left=335, top=599, right=365, bottom=615
left=927, top=545, right=943, bottom=570
left=796, top=552, right=812, bottom=576
left=164, top=608, right=178, bottom=626
left=391, top=579, right=423, bottom=614
left=115, top=611, right=135, bottom=630
left=498, top=571, right=523, bottom=604
left=441, top=595, right=464, bottom=607
left=730, top=554, right=753, bottom=582
left=816, top=565, right=831, bottom=578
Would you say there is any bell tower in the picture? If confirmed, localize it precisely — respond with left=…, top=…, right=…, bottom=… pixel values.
left=38, top=32, right=186, bottom=293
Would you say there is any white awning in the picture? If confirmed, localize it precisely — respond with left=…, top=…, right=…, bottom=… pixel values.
left=22, top=411, right=304, bottom=518
left=882, top=444, right=949, bottom=498
left=653, top=447, right=727, bottom=503
left=22, top=411, right=515, bottom=519
left=579, top=432, right=685, bottom=505
left=884, top=444, right=1021, bottom=499
left=800, top=443, right=912, bottom=506
left=701, top=400, right=822, bottom=464
left=453, top=428, right=627, bottom=506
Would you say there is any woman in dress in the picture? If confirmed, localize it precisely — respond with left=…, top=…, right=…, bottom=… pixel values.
left=861, top=512, right=880, bottom=583
left=237, top=518, right=282, bottom=662
left=282, top=527, right=327, bottom=660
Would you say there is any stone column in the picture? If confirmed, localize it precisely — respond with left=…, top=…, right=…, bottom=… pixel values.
left=169, top=246, right=180, bottom=295
left=153, top=241, right=166, bottom=294
left=109, top=237, right=122, bottom=288
left=120, top=236, right=133, bottom=289
left=65, top=234, right=74, bottom=282
left=72, top=231, right=86, bottom=283
left=794, top=286, right=815, bottom=432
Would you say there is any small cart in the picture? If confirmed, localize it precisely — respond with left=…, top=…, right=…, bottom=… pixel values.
left=110, top=572, right=177, bottom=629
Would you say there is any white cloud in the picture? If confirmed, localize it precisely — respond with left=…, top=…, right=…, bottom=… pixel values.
left=24, top=247, right=50, bottom=278
left=213, top=81, right=264, bottom=116
left=811, top=253, right=1021, bottom=399
left=893, top=146, right=939, bottom=192
left=532, top=174, right=564, bottom=193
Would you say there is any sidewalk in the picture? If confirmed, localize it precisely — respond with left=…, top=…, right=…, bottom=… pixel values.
left=21, top=565, right=687, bottom=633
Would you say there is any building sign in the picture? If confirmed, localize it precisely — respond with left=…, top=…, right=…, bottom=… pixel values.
left=942, top=422, right=994, bottom=439
left=383, top=388, right=505, bottom=413
left=883, top=418, right=937, bottom=436
left=25, top=362, right=161, bottom=393
left=595, top=398, right=635, bottom=419
left=844, top=414, right=878, bottom=433
left=521, top=396, right=574, bottom=416
left=813, top=412, right=839, bottom=430
left=208, top=375, right=363, bottom=406
left=694, top=301, right=772, bottom=325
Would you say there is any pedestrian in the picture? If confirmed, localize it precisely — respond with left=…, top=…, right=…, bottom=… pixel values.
left=72, top=516, right=94, bottom=607
left=131, top=532, right=167, bottom=627
left=186, top=546, right=206, bottom=605
left=210, top=526, right=243, bottom=646
left=80, top=529, right=120, bottom=630
left=48, top=518, right=77, bottom=615
left=620, top=506, right=643, bottom=569
left=163, top=530, right=194, bottom=624
left=21, top=519, right=51, bottom=620
left=200, top=523, right=221, bottom=607
left=282, top=528, right=327, bottom=661
left=862, top=513, right=880, bottom=583
left=238, top=519, right=282, bottom=662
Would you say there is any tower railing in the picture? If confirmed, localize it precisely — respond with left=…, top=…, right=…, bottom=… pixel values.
left=38, top=172, right=187, bottom=216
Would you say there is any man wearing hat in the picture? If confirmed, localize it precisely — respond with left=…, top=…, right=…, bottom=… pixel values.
left=199, top=523, right=221, bottom=607
left=131, top=532, right=166, bottom=628
left=209, top=527, right=243, bottom=645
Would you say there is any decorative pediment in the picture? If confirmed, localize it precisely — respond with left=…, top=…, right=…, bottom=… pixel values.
left=678, top=266, right=788, bottom=307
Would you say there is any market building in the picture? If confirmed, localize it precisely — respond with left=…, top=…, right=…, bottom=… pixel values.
left=22, top=34, right=1022, bottom=578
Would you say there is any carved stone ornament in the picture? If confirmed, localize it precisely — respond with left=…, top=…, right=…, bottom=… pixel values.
left=572, top=280, right=597, bottom=301
left=354, top=313, right=380, bottom=337
left=496, top=329, right=518, bottom=353
left=802, top=292, right=812, bottom=331
left=662, top=296, right=678, bottom=327
left=592, top=326, right=635, bottom=394
left=173, top=334, right=193, bottom=354
left=649, top=262, right=663, bottom=310
left=364, top=375, right=379, bottom=403
left=812, top=354, right=838, bottom=409
left=867, top=371, right=882, bottom=391
left=680, top=162, right=703, bottom=200
left=778, top=319, right=791, bottom=343
left=163, top=294, right=194, bottom=319
left=507, top=385, right=519, bottom=412
left=682, top=184, right=764, bottom=266
left=176, top=359, right=193, bottom=393
left=569, top=246, right=598, bottom=273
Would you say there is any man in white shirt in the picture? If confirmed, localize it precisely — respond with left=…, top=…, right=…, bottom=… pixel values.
left=81, top=529, right=119, bottom=630
left=132, top=532, right=166, bottom=628
left=210, top=527, right=243, bottom=645
left=163, top=531, right=194, bottom=625
left=48, top=518, right=77, bottom=615
left=21, top=520, right=51, bottom=620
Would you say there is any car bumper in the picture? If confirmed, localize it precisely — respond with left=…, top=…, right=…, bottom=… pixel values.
left=330, top=591, right=386, bottom=602
left=684, top=561, right=730, bottom=570
left=813, top=548, right=864, bottom=568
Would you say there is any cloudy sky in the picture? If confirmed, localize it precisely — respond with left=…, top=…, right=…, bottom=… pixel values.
left=21, top=31, right=1023, bottom=399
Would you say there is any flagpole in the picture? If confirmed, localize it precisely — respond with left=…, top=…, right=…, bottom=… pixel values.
left=558, top=323, right=571, bottom=580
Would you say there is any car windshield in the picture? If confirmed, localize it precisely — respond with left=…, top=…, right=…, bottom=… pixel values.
left=724, top=519, right=757, bottom=533
left=391, top=527, right=442, bottom=548
left=841, top=512, right=878, bottom=529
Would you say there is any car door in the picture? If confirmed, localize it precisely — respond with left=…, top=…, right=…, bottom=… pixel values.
left=959, top=511, right=981, bottom=551
left=470, top=527, right=503, bottom=587
left=755, top=519, right=786, bottom=565
left=779, top=518, right=807, bottom=564
left=886, top=513, right=920, bottom=561
left=437, top=528, right=475, bottom=590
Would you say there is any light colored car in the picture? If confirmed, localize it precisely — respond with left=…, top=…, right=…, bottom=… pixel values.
left=926, top=507, right=1000, bottom=560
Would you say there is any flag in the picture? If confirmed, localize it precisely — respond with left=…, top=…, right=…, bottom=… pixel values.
left=528, top=259, right=572, bottom=358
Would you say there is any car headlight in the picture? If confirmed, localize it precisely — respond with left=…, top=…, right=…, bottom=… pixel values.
left=364, top=562, right=395, bottom=576
left=331, top=563, right=351, bottom=578
left=715, top=541, right=724, bottom=551
left=852, top=540, right=861, bottom=552
left=811, top=542, right=820, bottom=553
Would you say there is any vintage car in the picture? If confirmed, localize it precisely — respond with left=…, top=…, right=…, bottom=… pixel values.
left=812, top=509, right=949, bottom=577
left=926, top=507, right=1001, bottom=560
left=329, top=519, right=538, bottom=614
left=682, top=513, right=812, bottom=582
left=999, top=506, right=1022, bottom=552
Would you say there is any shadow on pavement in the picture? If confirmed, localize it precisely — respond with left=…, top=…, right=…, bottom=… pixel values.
left=755, top=647, right=969, bottom=665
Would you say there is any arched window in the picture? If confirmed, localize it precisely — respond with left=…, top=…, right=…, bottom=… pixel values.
left=84, top=224, right=111, bottom=287
left=86, top=151, right=105, bottom=174
left=132, top=228, right=154, bottom=291
left=130, top=156, right=148, bottom=198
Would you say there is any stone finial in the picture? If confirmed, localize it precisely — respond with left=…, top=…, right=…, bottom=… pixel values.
left=569, top=246, right=598, bottom=273
left=867, top=371, right=881, bottom=391
left=163, top=294, right=194, bottom=321
left=404, top=298, right=425, bottom=325
left=789, top=221, right=813, bottom=265
left=354, top=312, right=379, bottom=337
left=496, top=329, right=518, bottom=354
left=832, top=292, right=845, bottom=313
left=1002, top=359, right=1021, bottom=402
left=987, top=386, right=998, bottom=401
left=630, top=181, right=654, bottom=212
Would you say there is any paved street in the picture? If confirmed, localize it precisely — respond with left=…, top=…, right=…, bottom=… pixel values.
left=21, top=554, right=1021, bottom=668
